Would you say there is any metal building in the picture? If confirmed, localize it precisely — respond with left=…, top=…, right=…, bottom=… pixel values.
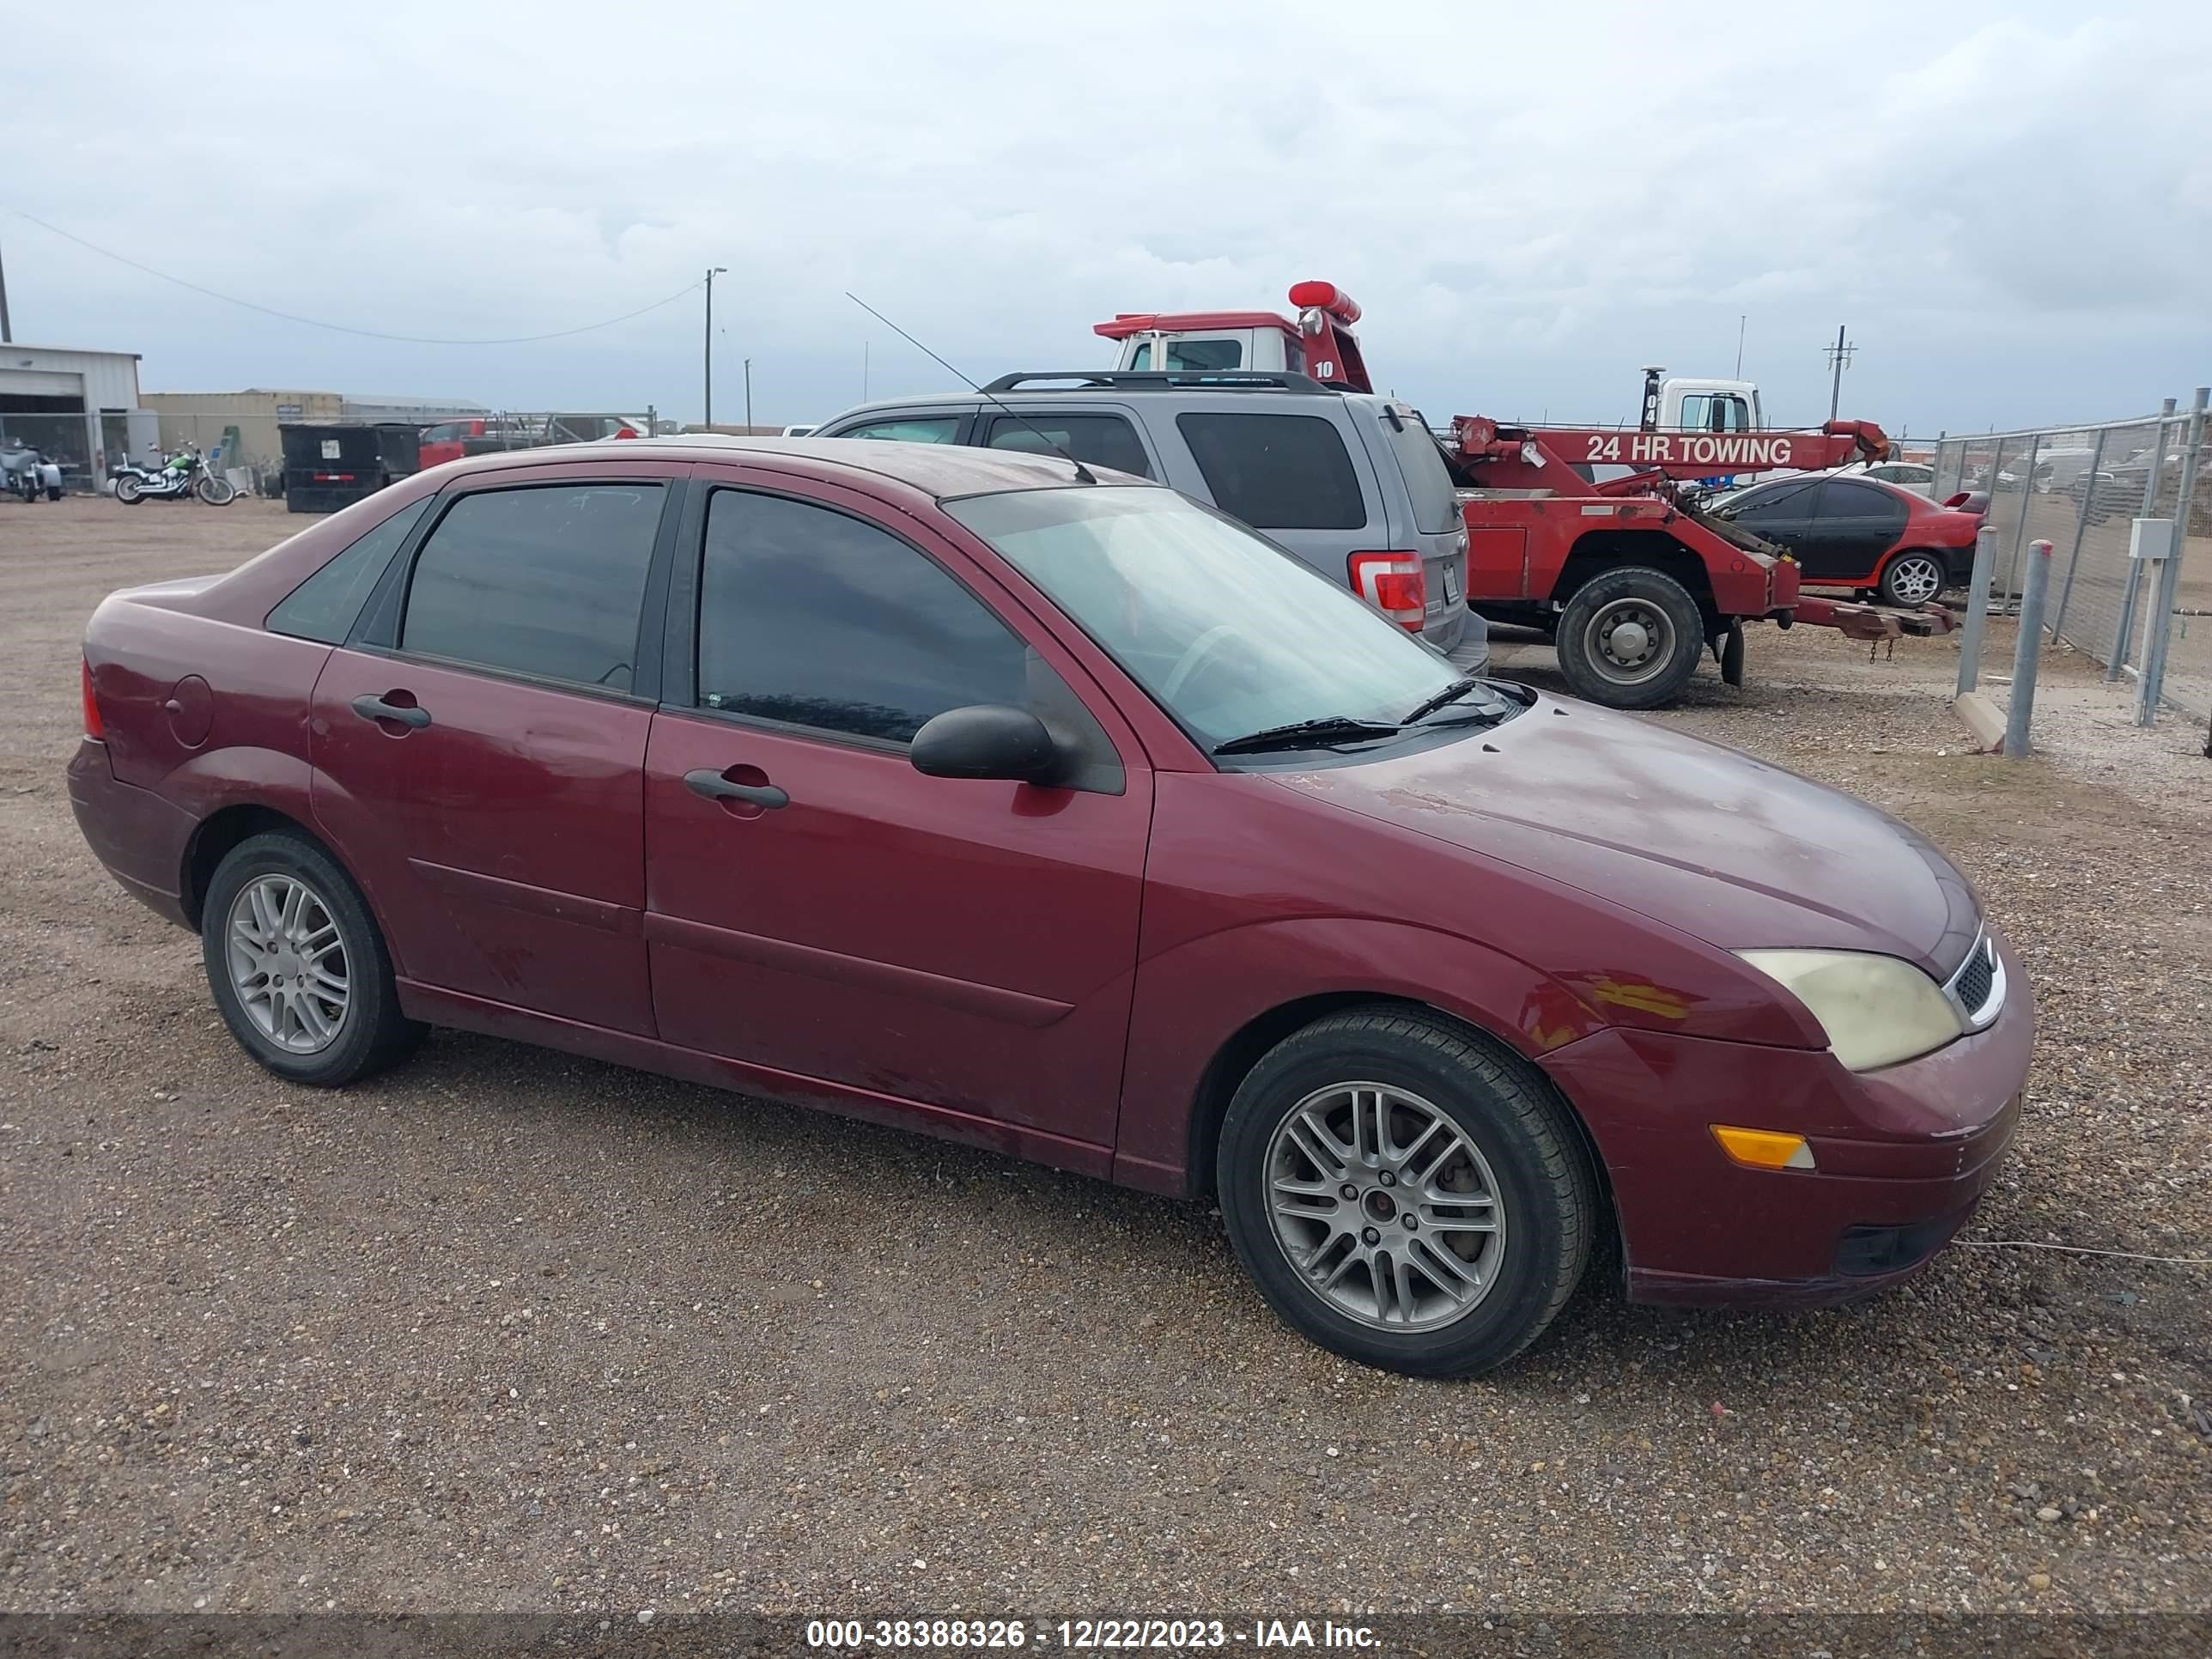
left=0, top=343, right=148, bottom=490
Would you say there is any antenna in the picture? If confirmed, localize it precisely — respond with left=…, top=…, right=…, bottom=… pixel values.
left=845, top=291, right=1099, bottom=484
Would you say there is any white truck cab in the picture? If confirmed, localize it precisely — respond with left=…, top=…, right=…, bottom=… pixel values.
left=1650, top=374, right=1764, bottom=433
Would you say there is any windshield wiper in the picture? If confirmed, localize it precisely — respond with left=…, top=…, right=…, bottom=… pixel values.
left=1212, top=716, right=1407, bottom=756
left=1400, top=676, right=1499, bottom=725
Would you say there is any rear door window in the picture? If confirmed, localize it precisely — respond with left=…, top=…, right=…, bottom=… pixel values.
left=1175, top=412, right=1364, bottom=530
left=400, top=483, right=664, bottom=692
left=835, top=416, right=962, bottom=444
left=982, top=413, right=1153, bottom=479
left=268, top=497, right=430, bottom=643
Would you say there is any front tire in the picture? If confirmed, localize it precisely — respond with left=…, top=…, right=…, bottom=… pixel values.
left=196, top=475, right=238, bottom=506
left=200, top=830, right=422, bottom=1086
left=1554, top=566, right=1706, bottom=708
left=114, top=475, right=143, bottom=504
left=1218, top=1007, right=1597, bottom=1378
left=1877, top=550, right=1945, bottom=607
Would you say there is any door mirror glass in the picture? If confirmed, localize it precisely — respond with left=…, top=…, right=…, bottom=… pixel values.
left=909, top=704, right=1066, bottom=784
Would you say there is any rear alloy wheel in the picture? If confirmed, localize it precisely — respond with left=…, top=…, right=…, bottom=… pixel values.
left=114, top=474, right=143, bottom=505
left=1877, top=551, right=1945, bottom=607
left=1554, top=566, right=1706, bottom=708
left=200, top=830, right=422, bottom=1086
left=1218, top=1007, right=1597, bottom=1377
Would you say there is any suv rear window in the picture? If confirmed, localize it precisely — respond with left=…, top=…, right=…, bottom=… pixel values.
left=1377, top=406, right=1462, bottom=535
left=1175, top=412, right=1364, bottom=530
left=982, top=414, right=1152, bottom=479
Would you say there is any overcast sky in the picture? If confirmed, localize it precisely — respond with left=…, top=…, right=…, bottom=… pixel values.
left=7, top=1, right=2208, bottom=434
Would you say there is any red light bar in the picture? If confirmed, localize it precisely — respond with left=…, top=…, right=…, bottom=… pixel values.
left=1288, top=280, right=1361, bottom=325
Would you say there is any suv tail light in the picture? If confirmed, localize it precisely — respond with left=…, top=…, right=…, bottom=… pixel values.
left=82, top=657, right=105, bottom=739
left=1348, top=551, right=1426, bottom=630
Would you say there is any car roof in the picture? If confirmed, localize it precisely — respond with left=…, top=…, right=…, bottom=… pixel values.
left=434, top=434, right=1147, bottom=501
left=822, top=382, right=1380, bottom=423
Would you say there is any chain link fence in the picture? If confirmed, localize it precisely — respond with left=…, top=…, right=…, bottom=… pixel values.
left=1933, top=400, right=2212, bottom=726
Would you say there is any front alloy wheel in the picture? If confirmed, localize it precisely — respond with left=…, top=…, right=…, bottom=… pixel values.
left=1218, top=1006, right=1597, bottom=1377
left=1265, top=1083, right=1507, bottom=1330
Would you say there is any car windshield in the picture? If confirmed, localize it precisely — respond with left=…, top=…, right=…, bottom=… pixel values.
left=945, top=487, right=1474, bottom=753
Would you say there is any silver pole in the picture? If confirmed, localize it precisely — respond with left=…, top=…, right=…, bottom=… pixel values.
left=2109, top=398, right=2177, bottom=680
left=2002, top=433, right=2041, bottom=604
left=2136, top=386, right=2208, bottom=726
left=1956, top=523, right=2000, bottom=696
left=2003, top=540, right=2055, bottom=757
left=2047, top=426, right=2108, bottom=644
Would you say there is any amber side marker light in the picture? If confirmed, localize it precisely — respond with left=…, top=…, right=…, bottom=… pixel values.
left=1710, top=1125, right=1817, bottom=1171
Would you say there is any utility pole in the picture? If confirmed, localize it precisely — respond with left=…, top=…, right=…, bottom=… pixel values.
left=862, top=340, right=870, bottom=402
left=743, top=358, right=752, bottom=429
left=702, top=266, right=726, bottom=426
left=1734, top=314, right=1745, bottom=379
left=1824, top=325, right=1856, bottom=421
left=0, top=236, right=12, bottom=343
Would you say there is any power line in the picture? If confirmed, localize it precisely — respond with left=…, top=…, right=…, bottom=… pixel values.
left=7, top=210, right=702, bottom=346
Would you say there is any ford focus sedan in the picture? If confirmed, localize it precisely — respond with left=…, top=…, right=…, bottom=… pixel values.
left=69, top=439, right=2031, bottom=1376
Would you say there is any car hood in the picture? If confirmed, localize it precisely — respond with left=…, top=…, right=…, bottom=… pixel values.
left=1267, top=697, right=1980, bottom=978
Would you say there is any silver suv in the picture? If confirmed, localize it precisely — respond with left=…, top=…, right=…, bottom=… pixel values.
left=815, top=372, right=1486, bottom=673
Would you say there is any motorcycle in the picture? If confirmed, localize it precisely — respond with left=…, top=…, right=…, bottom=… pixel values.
left=2, top=441, right=65, bottom=502
left=113, top=447, right=237, bottom=506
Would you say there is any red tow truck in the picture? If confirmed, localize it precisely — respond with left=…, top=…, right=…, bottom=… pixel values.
left=1098, top=283, right=1955, bottom=708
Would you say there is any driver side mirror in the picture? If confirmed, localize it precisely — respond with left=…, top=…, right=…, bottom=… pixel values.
left=910, top=704, right=1069, bottom=786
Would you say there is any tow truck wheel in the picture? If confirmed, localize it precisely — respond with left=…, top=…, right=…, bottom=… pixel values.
left=1877, top=551, right=1946, bottom=608
left=1555, top=567, right=1706, bottom=709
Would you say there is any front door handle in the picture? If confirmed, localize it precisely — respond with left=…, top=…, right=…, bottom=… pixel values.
left=684, top=769, right=788, bottom=810
left=351, top=692, right=431, bottom=730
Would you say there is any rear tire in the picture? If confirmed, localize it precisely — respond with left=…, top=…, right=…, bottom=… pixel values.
left=1554, top=566, right=1706, bottom=708
left=200, top=830, right=423, bottom=1087
left=114, top=475, right=143, bottom=505
left=1877, top=550, right=1945, bottom=608
left=1217, top=1006, right=1597, bottom=1378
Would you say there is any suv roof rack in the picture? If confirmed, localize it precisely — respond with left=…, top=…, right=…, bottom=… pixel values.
left=979, top=370, right=1338, bottom=395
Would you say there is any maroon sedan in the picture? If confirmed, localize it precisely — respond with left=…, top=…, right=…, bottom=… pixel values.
left=69, top=439, right=2030, bottom=1376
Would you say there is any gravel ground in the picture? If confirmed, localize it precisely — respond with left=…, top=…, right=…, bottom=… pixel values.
left=3, top=499, right=2208, bottom=1618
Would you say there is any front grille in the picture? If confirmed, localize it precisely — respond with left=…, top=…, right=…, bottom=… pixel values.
left=1954, top=940, right=1996, bottom=1017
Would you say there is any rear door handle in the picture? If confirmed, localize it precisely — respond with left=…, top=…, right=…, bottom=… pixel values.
left=684, top=769, right=788, bottom=810
left=351, top=693, right=431, bottom=730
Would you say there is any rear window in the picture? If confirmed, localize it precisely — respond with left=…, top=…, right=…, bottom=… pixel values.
left=982, top=413, right=1152, bottom=479
left=1377, top=406, right=1462, bottom=535
left=836, top=416, right=961, bottom=444
left=1176, top=411, right=1364, bottom=530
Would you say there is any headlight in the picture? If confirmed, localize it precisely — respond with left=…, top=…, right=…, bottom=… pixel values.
left=1735, top=949, right=1964, bottom=1073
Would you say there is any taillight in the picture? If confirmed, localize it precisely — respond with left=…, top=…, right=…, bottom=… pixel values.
left=1348, top=550, right=1426, bottom=630
left=82, top=658, right=105, bottom=739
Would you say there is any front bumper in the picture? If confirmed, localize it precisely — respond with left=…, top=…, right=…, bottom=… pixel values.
left=1539, top=928, right=2033, bottom=1307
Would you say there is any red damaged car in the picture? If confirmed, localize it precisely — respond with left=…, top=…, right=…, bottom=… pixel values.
left=1710, top=471, right=1985, bottom=606
left=68, top=439, right=2030, bottom=1376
